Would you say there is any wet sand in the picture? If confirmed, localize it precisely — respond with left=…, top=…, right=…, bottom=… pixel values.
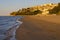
left=16, top=16, right=60, bottom=40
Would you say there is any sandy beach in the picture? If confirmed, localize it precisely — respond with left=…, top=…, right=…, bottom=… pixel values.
left=16, top=16, right=60, bottom=40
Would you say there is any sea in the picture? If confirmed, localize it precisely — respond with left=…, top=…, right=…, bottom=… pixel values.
left=0, top=16, right=23, bottom=40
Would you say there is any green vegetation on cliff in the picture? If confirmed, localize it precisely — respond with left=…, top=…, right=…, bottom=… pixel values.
left=10, top=8, right=42, bottom=16
left=49, top=3, right=60, bottom=14
left=10, top=3, right=60, bottom=16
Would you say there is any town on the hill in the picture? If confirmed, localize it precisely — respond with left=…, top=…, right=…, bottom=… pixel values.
left=10, top=3, right=60, bottom=16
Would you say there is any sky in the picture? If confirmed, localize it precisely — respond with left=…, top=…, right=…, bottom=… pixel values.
left=0, top=0, right=60, bottom=16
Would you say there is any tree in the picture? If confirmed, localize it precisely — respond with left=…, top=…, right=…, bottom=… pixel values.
left=33, top=10, right=42, bottom=15
left=10, top=12, right=17, bottom=16
left=49, top=3, right=60, bottom=14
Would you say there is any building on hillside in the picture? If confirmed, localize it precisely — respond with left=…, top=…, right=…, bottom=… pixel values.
left=38, top=3, right=58, bottom=15
left=20, top=3, right=58, bottom=15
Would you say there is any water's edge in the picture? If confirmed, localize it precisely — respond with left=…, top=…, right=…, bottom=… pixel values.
left=0, top=16, right=24, bottom=40
left=4, top=20, right=23, bottom=40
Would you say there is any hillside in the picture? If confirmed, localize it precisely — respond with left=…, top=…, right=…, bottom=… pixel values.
left=10, top=3, right=60, bottom=16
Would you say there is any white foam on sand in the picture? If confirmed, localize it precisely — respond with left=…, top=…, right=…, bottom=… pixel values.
left=10, top=21, right=23, bottom=40
left=4, top=21, right=23, bottom=40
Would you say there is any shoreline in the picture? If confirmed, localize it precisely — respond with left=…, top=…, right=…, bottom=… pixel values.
left=2, top=16, right=23, bottom=40
left=16, top=16, right=60, bottom=40
left=4, top=20, right=23, bottom=40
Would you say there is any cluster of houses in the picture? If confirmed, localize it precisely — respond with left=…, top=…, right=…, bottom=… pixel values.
left=31, top=3, right=58, bottom=15
left=12, top=3, right=58, bottom=16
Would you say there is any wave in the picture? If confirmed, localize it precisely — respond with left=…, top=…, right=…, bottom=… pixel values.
left=5, top=20, right=23, bottom=40
left=0, top=16, right=23, bottom=40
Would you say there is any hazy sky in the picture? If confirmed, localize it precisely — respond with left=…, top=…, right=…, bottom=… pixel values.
left=0, top=0, right=60, bottom=15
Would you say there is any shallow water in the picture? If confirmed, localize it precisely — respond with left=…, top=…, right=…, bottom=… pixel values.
left=0, top=16, right=23, bottom=40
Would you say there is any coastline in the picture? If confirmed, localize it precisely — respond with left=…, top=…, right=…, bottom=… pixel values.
left=0, top=16, right=23, bottom=40
left=16, top=16, right=60, bottom=40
